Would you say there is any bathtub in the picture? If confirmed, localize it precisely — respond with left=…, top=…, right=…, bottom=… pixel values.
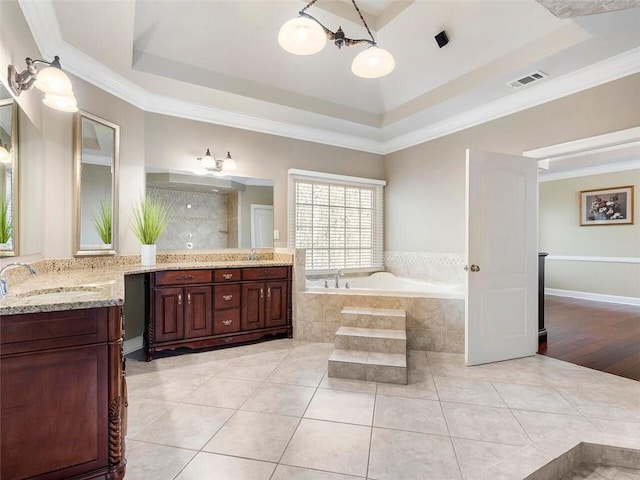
left=306, top=271, right=464, bottom=299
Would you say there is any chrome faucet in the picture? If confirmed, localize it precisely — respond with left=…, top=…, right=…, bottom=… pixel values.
left=335, top=269, right=343, bottom=288
left=247, top=249, right=258, bottom=262
left=0, top=262, right=37, bottom=297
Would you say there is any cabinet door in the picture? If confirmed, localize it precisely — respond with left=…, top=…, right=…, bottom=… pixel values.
left=154, top=287, right=185, bottom=342
left=185, top=286, right=213, bottom=339
left=1, top=345, right=108, bottom=480
left=265, top=280, right=288, bottom=328
left=242, top=283, right=265, bottom=330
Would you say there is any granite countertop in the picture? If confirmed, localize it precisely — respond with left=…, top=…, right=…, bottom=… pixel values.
left=0, top=260, right=293, bottom=316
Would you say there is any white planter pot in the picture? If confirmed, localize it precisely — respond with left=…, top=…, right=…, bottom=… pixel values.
left=141, top=244, right=157, bottom=267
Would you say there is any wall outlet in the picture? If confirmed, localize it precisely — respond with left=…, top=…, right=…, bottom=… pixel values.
left=273, top=229, right=280, bottom=240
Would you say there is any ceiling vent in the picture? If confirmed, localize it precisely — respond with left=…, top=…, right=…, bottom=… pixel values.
left=507, top=70, right=548, bottom=89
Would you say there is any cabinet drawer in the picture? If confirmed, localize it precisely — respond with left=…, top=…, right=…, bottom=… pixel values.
left=213, top=308, right=241, bottom=335
left=1, top=308, right=109, bottom=355
left=214, top=269, right=241, bottom=283
left=243, top=266, right=289, bottom=281
left=213, top=284, right=241, bottom=309
left=155, top=269, right=212, bottom=286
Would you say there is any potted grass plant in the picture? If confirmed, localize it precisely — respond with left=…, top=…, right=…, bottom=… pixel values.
left=93, top=199, right=112, bottom=245
left=0, top=196, right=12, bottom=248
left=131, top=195, right=168, bottom=266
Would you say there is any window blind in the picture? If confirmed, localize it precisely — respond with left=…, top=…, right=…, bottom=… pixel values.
left=288, top=169, right=384, bottom=274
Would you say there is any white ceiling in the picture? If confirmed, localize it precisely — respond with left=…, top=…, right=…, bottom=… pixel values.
left=17, top=0, right=640, bottom=154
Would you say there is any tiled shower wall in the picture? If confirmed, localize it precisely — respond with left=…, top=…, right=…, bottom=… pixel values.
left=384, top=252, right=466, bottom=284
left=148, top=187, right=230, bottom=251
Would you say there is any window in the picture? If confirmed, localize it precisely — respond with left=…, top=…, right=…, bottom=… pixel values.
left=288, top=169, right=385, bottom=273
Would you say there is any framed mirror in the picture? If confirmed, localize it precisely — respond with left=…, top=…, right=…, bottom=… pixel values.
left=73, top=111, right=119, bottom=256
left=0, top=92, right=18, bottom=257
left=145, top=169, right=273, bottom=251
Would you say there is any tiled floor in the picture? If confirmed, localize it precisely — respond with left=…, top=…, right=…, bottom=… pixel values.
left=124, top=339, right=640, bottom=480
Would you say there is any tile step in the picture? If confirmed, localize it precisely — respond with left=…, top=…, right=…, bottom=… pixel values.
left=341, top=307, right=406, bottom=330
left=328, top=350, right=407, bottom=385
left=335, top=326, right=406, bottom=354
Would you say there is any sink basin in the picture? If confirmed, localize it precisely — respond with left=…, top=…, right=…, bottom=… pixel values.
left=17, top=286, right=107, bottom=303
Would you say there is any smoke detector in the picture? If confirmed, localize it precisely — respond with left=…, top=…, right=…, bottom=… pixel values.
left=507, top=70, right=548, bottom=89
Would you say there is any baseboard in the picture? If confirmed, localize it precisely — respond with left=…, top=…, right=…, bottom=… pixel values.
left=123, top=335, right=144, bottom=354
left=545, top=288, right=640, bottom=306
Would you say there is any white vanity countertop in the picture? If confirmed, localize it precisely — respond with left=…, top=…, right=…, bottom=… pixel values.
left=0, top=260, right=293, bottom=315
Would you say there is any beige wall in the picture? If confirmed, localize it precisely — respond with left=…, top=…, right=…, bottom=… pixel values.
left=539, top=170, right=640, bottom=298
left=384, top=74, right=640, bottom=254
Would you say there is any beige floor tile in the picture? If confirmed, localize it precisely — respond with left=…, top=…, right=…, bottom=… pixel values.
left=375, top=370, right=439, bottom=400
left=271, top=465, right=364, bottom=480
left=125, top=439, right=196, bottom=480
left=588, top=418, right=640, bottom=441
left=174, top=452, right=276, bottom=480
left=319, top=373, right=378, bottom=394
left=511, top=409, right=599, bottom=441
left=304, top=389, right=375, bottom=426
left=426, top=352, right=487, bottom=380
left=280, top=419, right=371, bottom=477
left=492, top=382, right=580, bottom=415
left=203, top=410, right=299, bottom=462
left=407, top=350, right=430, bottom=372
left=125, top=394, right=178, bottom=438
left=215, top=359, right=282, bottom=382
left=442, top=402, right=531, bottom=446
left=181, top=377, right=261, bottom=409
left=374, top=394, right=449, bottom=436
left=480, top=365, right=550, bottom=386
left=240, top=382, right=316, bottom=417
left=126, top=371, right=209, bottom=402
left=369, top=427, right=462, bottom=480
left=434, top=375, right=507, bottom=408
left=132, top=403, right=234, bottom=449
left=268, top=361, right=328, bottom=387
left=451, top=437, right=522, bottom=479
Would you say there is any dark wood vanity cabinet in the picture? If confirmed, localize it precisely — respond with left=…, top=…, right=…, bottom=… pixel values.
left=146, top=266, right=292, bottom=360
left=0, top=306, right=126, bottom=480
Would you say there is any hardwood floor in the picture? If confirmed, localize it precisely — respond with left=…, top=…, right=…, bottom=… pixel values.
left=540, top=295, right=640, bottom=381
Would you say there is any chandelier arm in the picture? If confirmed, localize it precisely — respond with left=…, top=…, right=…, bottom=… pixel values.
left=351, top=0, right=376, bottom=44
left=300, top=0, right=320, bottom=14
left=299, top=11, right=337, bottom=40
left=344, top=38, right=376, bottom=47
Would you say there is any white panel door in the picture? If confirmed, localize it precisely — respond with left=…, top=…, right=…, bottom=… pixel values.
left=251, top=204, right=274, bottom=248
left=465, top=149, right=538, bottom=366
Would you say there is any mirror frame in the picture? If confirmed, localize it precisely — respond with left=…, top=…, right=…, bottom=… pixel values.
left=0, top=98, right=19, bottom=258
left=73, top=111, right=120, bottom=257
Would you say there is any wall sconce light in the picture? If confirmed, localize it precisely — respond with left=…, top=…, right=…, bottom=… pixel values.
left=7, top=55, right=78, bottom=112
left=278, top=0, right=395, bottom=79
left=197, top=149, right=237, bottom=174
left=0, top=139, right=10, bottom=164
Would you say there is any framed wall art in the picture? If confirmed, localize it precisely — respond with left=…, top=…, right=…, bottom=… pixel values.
left=580, top=185, right=634, bottom=226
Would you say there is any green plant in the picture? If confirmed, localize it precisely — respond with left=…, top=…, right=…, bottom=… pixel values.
left=0, top=196, right=12, bottom=244
left=93, top=199, right=112, bottom=244
left=131, top=195, right=168, bottom=245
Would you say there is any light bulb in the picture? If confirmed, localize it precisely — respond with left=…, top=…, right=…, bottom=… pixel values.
left=34, top=66, right=73, bottom=95
left=278, top=16, right=326, bottom=55
left=42, top=92, right=78, bottom=112
left=351, top=46, right=395, bottom=79
left=222, top=152, right=237, bottom=171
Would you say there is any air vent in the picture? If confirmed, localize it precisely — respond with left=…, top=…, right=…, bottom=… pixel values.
left=507, top=70, right=548, bottom=89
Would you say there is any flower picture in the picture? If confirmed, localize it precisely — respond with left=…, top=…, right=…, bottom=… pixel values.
left=580, top=186, right=634, bottom=226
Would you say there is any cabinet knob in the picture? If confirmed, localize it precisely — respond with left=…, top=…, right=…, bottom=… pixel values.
left=222, top=294, right=233, bottom=301
left=260, top=288, right=264, bottom=299
left=222, top=319, right=233, bottom=326
left=223, top=273, right=233, bottom=280
left=267, top=287, right=271, bottom=298
left=178, top=294, right=182, bottom=305
left=187, top=293, right=192, bottom=305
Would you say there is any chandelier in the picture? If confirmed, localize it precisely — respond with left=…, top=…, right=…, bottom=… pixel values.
left=278, top=0, right=395, bottom=79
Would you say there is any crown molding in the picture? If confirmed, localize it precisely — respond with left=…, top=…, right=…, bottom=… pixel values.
left=18, top=0, right=640, bottom=157
left=538, top=159, right=640, bottom=182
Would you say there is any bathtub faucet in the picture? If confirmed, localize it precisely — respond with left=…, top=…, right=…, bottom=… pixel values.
left=335, top=269, right=343, bottom=288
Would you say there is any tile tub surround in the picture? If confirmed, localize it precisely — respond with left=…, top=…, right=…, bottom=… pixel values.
left=0, top=250, right=295, bottom=315
left=385, top=251, right=466, bottom=284
left=295, top=291, right=465, bottom=353
left=123, top=339, right=640, bottom=480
